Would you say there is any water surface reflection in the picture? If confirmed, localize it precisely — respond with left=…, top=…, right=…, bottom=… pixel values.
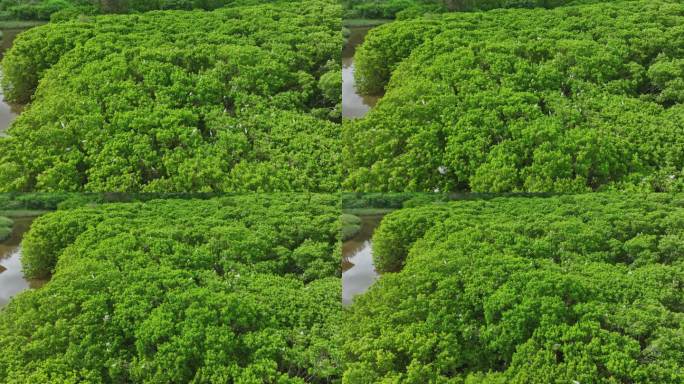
left=0, top=28, right=28, bottom=136
left=342, top=214, right=383, bottom=305
left=343, top=26, right=380, bottom=119
left=0, top=217, right=46, bottom=307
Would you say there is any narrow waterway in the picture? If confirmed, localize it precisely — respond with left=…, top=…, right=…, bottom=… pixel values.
left=0, top=28, right=27, bottom=136
left=0, top=216, right=46, bottom=307
left=342, top=214, right=384, bottom=305
left=343, top=26, right=380, bottom=119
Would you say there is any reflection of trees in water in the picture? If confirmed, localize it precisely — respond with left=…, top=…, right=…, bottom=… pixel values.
left=341, top=215, right=383, bottom=272
left=0, top=216, right=46, bottom=307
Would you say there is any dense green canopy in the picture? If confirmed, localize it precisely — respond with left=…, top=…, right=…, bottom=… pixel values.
left=0, top=0, right=300, bottom=21
left=3, top=192, right=683, bottom=382
left=0, top=0, right=342, bottom=192
left=342, top=0, right=615, bottom=19
left=0, top=194, right=342, bottom=382
left=344, top=0, right=684, bottom=192
left=341, top=193, right=684, bottom=383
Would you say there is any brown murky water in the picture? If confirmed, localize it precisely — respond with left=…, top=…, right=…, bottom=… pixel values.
left=0, top=28, right=27, bottom=136
left=343, top=26, right=380, bottom=119
left=0, top=216, right=46, bottom=307
left=342, top=214, right=384, bottom=305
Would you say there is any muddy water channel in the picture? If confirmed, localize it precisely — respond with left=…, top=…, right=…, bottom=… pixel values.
left=0, top=28, right=28, bottom=136
left=343, top=26, right=380, bottom=119
left=0, top=216, right=46, bottom=307
left=342, top=214, right=384, bottom=305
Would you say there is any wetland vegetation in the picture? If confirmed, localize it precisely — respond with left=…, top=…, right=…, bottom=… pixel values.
left=341, top=193, right=684, bottom=383
left=343, top=0, right=684, bottom=193
left=0, top=0, right=342, bottom=192
left=0, top=194, right=343, bottom=382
